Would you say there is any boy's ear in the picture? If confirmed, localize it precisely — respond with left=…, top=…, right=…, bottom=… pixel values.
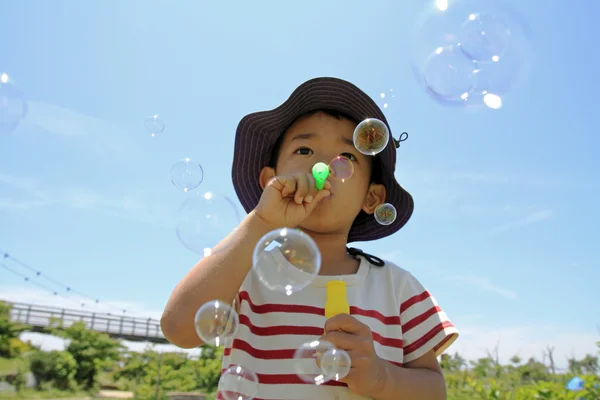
left=362, top=183, right=386, bottom=214
left=259, top=166, right=276, bottom=190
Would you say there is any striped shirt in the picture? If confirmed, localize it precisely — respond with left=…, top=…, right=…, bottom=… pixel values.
left=217, top=254, right=459, bottom=400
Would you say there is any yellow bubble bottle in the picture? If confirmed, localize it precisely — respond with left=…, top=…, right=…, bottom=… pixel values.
left=325, top=280, right=349, bottom=318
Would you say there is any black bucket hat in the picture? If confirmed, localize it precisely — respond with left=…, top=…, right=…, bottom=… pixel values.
left=232, top=77, right=414, bottom=243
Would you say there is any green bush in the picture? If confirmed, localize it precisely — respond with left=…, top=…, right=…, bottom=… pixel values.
left=28, top=350, right=77, bottom=390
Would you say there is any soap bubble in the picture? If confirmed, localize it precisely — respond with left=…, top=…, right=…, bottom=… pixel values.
left=176, top=191, right=241, bottom=257
left=329, top=156, right=354, bottom=181
left=423, top=45, right=478, bottom=103
left=410, top=0, right=532, bottom=110
left=294, top=340, right=351, bottom=385
left=353, top=118, right=390, bottom=156
left=459, top=12, right=511, bottom=63
left=219, top=365, right=259, bottom=400
left=374, top=203, right=397, bottom=225
left=171, top=158, right=204, bottom=192
left=321, top=348, right=351, bottom=381
left=194, top=300, right=238, bottom=346
left=252, top=228, right=321, bottom=295
left=0, top=73, right=28, bottom=135
left=144, top=114, right=165, bottom=137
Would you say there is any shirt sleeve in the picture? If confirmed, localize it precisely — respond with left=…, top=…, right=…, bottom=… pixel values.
left=399, top=273, right=459, bottom=363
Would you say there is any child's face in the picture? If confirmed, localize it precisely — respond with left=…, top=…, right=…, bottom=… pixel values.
left=261, top=112, right=386, bottom=236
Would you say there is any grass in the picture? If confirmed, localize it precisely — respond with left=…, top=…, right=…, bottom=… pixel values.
left=0, top=358, right=26, bottom=375
left=0, top=389, right=90, bottom=399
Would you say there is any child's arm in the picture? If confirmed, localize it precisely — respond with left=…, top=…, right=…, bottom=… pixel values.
left=160, top=210, right=273, bottom=349
left=375, top=350, right=446, bottom=400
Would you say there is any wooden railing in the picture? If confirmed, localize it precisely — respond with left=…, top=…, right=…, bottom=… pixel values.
left=4, top=301, right=168, bottom=344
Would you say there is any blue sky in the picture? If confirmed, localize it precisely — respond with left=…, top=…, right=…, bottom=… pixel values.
left=1, top=0, right=598, bottom=366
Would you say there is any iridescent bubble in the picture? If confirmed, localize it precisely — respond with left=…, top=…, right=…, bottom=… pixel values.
left=423, top=45, right=477, bottom=103
left=144, top=114, right=165, bottom=137
left=464, top=67, right=505, bottom=110
left=176, top=191, right=241, bottom=257
left=329, top=156, right=354, bottom=181
left=374, top=203, right=397, bottom=225
left=410, top=0, right=532, bottom=110
left=353, top=118, right=390, bottom=156
left=219, top=365, right=259, bottom=400
left=194, top=300, right=239, bottom=346
left=0, top=73, right=28, bottom=135
left=171, top=158, right=204, bottom=192
left=320, top=348, right=351, bottom=382
left=459, top=12, right=511, bottom=63
left=252, top=228, right=321, bottom=295
left=293, top=340, right=351, bottom=385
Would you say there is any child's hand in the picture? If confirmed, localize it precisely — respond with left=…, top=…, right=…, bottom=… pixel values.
left=321, top=314, right=388, bottom=397
left=255, top=172, right=332, bottom=228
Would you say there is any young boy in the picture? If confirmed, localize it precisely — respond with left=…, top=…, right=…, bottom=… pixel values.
left=161, top=77, right=458, bottom=399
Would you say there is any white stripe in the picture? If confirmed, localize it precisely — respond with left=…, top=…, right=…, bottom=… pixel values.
left=219, top=382, right=370, bottom=400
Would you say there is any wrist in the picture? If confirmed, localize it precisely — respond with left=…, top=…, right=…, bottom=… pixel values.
left=369, top=357, right=392, bottom=398
left=248, top=209, right=277, bottom=232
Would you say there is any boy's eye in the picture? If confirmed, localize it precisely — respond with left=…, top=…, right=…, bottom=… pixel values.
left=339, top=152, right=357, bottom=161
left=294, top=147, right=313, bottom=155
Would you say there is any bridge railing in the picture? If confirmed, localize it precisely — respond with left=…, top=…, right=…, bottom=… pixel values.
left=5, top=301, right=166, bottom=342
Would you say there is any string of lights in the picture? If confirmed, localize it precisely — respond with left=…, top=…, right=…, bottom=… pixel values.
left=0, top=249, right=156, bottom=320
left=0, top=262, right=88, bottom=309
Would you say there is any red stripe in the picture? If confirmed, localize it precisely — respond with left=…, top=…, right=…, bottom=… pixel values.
left=402, top=306, right=442, bottom=334
left=399, top=290, right=430, bottom=314
left=223, top=339, right=403, bottom=369
left=235, top=315, right=403, bottom=349
left=350, top=306, right=400, bottom=325
left=239, top=291, right=401, bottom=326
left=239, top=314, right=324, bottom=336
left=225, top=339, right=295, bottom=359
left=220, top=366, right=348, bottom=387
left=404, top=321, right=455, bottom=355
left=239, top=291, right=323, bottom=316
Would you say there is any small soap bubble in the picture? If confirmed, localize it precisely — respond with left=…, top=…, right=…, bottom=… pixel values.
left=374, top=203, right=397, bottom=225
left=0, top=73, right=28, bottom=135
left=176, top=191, right=241, bottom=257
left=293, top=340, right=351, bottom=385
left=423, top=45, right=478, bottom=103
left=194, top=300, right=239, bottom=346
left=410, top=0, right=532, bottom=110
left=321, top=348, right=351, bottom=381
left=144, top=114, right=165, bottom=137
left=252, top=228, right=321, bottom=295
left=329, top=156, right=354, bottom=181
left=219, top=365, right=259, bottom=400
left=171, top=158, right=204, bottom=192
left=353, top=118, right=390, bottom=156
left=459, top=12, right=511, bottom=63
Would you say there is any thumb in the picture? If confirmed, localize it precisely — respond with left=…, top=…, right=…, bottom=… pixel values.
left=312, top=189, right=331, bottom=205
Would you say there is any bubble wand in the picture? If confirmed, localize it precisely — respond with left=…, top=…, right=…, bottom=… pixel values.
left=312, top=162, right=329, bottom=190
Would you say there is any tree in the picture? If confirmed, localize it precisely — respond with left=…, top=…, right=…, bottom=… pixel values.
left=0, top=301, right=28, bottom=358
left=50, top=321, right=124, bottom=389
left=29, top=350, right=77, bottom=390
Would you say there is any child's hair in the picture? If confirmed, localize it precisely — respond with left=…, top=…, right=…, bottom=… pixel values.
left=266, top=108, right=386, bottom=268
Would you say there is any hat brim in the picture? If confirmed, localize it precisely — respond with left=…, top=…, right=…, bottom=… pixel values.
left=232, top=77, right=414, bottom=243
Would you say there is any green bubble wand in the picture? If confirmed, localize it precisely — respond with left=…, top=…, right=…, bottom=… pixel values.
left=312, top=162, right=329, bottom=190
